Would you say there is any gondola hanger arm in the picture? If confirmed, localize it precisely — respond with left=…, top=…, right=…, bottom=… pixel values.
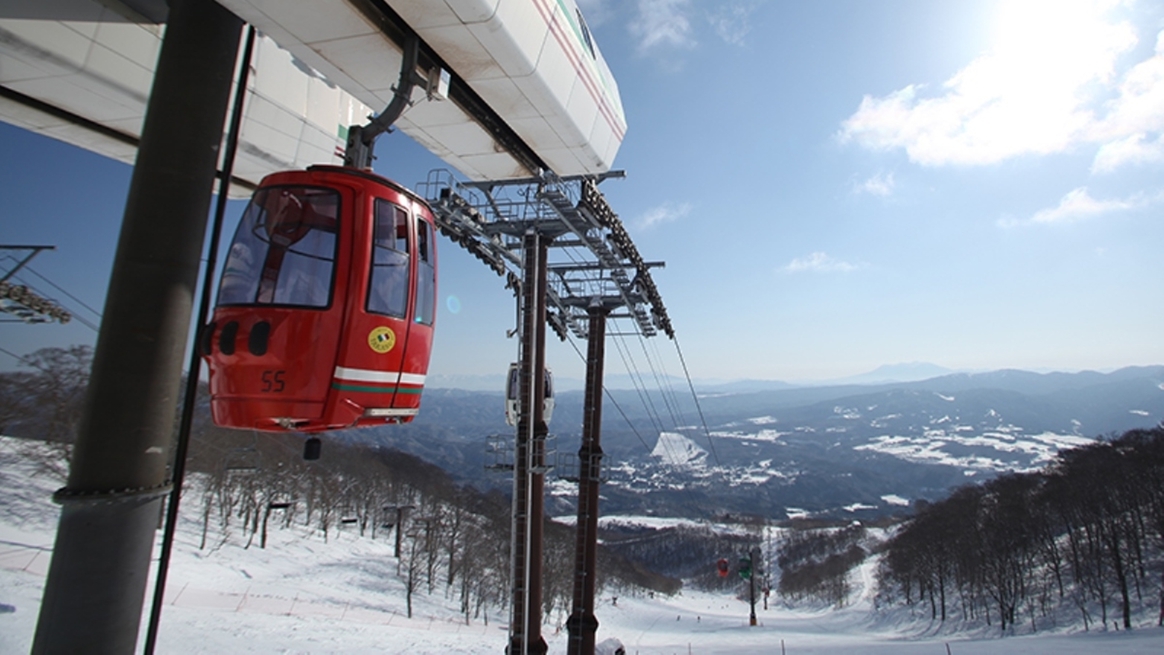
left=343, top=34, right=448, bottom=169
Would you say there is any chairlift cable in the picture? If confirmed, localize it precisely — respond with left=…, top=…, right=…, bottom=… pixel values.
left=3, top=277, right=99, bottom=331
left=569, top=322, right=717, bottom=524
left=12, top=262, right=103, bottom=319
left=563, top=332, right=652, bottom=454
left=609, top=325, right=665, bottom=437
left=649, top=335, right=689, bottom=428
left=0, top=346, right=31, bottom=365
left=608, top=319, right=688, bottom=466
left=610, top=318, right=661, bottom=426
left=672, top=335, right=720, bottom=467
left=632, top=328, right=698, bottom=467
left=3, top=271, right=100, bottom=332
left=633, top=330, right=682, bottom=429
left=67, top=313, right=100, bottom=333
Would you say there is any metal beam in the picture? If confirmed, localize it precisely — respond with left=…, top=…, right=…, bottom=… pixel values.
left=423, top=170, right=671, bottom=340
left=548, top=261, right=666, bottom=274
left=0, top=245, right=54, bottom=283
left=459, top=169, right=626, bottom=190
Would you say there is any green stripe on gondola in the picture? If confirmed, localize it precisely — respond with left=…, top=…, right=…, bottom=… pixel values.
left=331, top=382, right=425, bottom=394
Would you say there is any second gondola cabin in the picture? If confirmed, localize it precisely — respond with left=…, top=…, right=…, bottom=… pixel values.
left=504, top=363, right=555, bottom=427
left=203, top=165, right=436, bottom=432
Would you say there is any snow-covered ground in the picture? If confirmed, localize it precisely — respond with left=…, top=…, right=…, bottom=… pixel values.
left=3, top=435, right=1164, bottom=654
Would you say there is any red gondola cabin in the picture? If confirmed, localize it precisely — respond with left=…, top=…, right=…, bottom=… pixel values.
left=203, top=165, right=437, bottom=432
left=716, top=558, right=730, bottom=578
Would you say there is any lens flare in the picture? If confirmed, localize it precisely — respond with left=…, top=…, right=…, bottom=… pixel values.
left=446, top=295, right=462, bottom=314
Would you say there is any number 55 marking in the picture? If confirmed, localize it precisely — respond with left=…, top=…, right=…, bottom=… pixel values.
left=261, top=370, right=286, bottom=393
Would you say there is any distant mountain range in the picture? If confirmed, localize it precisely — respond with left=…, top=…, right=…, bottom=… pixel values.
left=830, top=361, right=956, bottom=385
left=355, top=365, right=1164, bottom=523
left=427, top=361, right=1103, bottom=394
left=427, top=361, right=958, bottom=393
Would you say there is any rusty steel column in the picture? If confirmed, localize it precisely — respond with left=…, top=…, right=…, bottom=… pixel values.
left=31, top=0, right=242, bottom=652
left=527, top=231, right=549, bottom=655
left=566, top=303, right=608, bottom=655
left=509, top=230, right=549, bottom=655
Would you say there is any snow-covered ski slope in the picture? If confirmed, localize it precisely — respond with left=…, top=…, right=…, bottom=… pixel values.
left=3, top=435, right=1163, bottom=653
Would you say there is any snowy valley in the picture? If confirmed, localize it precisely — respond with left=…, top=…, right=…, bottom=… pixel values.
left=4, top=430, right=1164, bottom=653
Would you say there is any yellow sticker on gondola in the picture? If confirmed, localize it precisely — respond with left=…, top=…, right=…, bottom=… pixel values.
left=368, top=326, right=396, bottom=354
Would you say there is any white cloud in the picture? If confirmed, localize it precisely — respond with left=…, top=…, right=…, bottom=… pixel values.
left=630, top=0, right=694, bottom=53
left=1032, top=188, right=1128, bottom=223
left=783, top=252, right=860, bottom=273
left=709, top=2, right=757, bottom=47
left=855, top=172, right=895, bottom=197
left=838, top=2, right=1164, bottom=171
left=1089, top=31, right=1164, bottom=170
left=1091, top=31, right=1164, bottom=136
left=1092, top=133, right=1164, bottom=172
left=637, top=201, right=691, bottom=229
left=1005, top=187, right=1147, bottom=226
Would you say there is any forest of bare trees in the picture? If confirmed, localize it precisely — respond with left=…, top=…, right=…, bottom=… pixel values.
left=0, top=345, right=92, bottom=479
left=776, top=522, right=870, bottom=607
left=12, top=345, right=1164, bottom=633
left=186, top=424, right=523, bottom=622
left=177, top=424, right=679, bottom=625
left=0, top=345, right=678, bottom=627
left=878, top=426, right=1164, bottom=634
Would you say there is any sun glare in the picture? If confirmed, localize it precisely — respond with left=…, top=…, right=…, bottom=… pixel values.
left=991, top=0, right=1135, bottom=90
left=925, top=0, right=1142, bottom=159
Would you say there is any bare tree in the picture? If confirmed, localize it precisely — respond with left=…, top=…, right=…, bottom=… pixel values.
left=19, top=345, right=92, bottom=442
left=0, top=371, right=35, bottom=435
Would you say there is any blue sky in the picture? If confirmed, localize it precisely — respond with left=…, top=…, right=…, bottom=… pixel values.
left=3, top=0, right=1163, bottom=384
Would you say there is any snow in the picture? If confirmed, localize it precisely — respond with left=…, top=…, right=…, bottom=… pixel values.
left=709, top=428, right=787, bottom=443
left=855, top=429, right=1096, bottom=473
left=547, top=477, right=577, bottom=498
left=833, top=406, right=862, bottom=419
left=880, top=494, right=911, bottom=507
left=651, top=432, right=707, bottom=467
left=552, top=515, right=756, bottom=538
left=1130, top=410, right=1150, bottom=416
left=4, top=435, right=1164, bottom=653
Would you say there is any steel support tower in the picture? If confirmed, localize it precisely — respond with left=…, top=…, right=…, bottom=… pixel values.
left=423, top=169, right=673, bottom=654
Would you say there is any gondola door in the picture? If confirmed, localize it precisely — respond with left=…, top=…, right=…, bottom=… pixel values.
left=326, top=191, right=436, bottom=427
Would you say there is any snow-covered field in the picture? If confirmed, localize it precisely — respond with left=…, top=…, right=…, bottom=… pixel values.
left=3, top=435, right=1164, bottom=654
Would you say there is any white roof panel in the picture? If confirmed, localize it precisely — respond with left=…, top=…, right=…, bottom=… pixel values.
left=0, top=1, right=373, bottom=196
left=2, top=0, right=626, bottom=186
left=246, top=0, right=377, bottom=44
left=220, top=0, right=626, bottom=179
